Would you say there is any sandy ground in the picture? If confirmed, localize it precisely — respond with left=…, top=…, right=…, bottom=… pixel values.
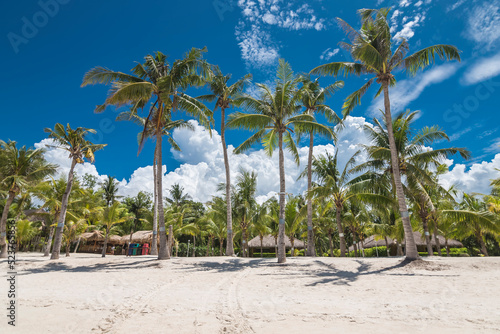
left=1, top=253, right=499, bottom=334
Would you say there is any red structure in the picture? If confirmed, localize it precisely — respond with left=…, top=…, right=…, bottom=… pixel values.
left=142, top=243, right=150, bottom=255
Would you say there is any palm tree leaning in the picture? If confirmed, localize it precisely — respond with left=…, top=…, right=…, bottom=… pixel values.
left=0, top=140, right=56, bottom=258
left=298, top=77, right=343, bottom=256
left=82, top=48, right=213, bottom=260
left=310, top=8, right=461, bottom=260
left=227, top=59, right=333, bottom=263
left=198, top=67, right=252, bottom=256
left=44, top=123, right=105, bottom=260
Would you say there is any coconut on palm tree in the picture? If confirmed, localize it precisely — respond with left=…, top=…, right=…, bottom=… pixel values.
left=198, top=68, right=252, bottom=256
left=82, top=48, right=213, bottom=260
left=44, top=123, right=105, bottom=260
left=227, top=59, right=333, bottom=263
left=310, top=8, right=461, bottom=260
left=0, top=140, right=56, bottom=258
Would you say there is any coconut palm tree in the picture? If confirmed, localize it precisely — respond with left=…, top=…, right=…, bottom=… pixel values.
left=198, top=68, right=252, bottom=256
left=82, top=48, right=213, bottom=260
left=307, top=151, right=392, bottom=256
left=298, top=77, right=343, bottom=256
left=62, top=218, right=88, bottom=257
left=123, top=191, right=152, bottom=249
left=284, top=195, right=304, bottom=256
left=116, top=111, right=193, bottom=255
left=101, top=176, right=120, bottom=207
left=232, top=169, right=258, bottom=257
left=227, top=59, right=333, bottom=263
left=44, top=123, right=106, bottom=260
left=100, top=202, right=131, bottom=257
left=0, top=140, right=56, bottom=258
left=310, top=8, right=461, bottom=260
left=203, top=196, right=228, bottom=255
left=166, top=183, right=192, bottom=208
left=353, top=111, right=469, bottom=255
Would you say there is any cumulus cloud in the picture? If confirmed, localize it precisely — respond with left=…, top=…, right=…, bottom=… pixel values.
left=368, top=63, right=460, bottom=116
left=462, top=52, right=500, bottom=85
left=391, top=0, right=431, bottom=40
left=439, top=154, right=500, bottom=195
left=465, top=1, right=500, bottom=48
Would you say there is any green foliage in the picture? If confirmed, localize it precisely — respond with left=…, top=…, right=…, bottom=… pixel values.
left=418, top=248, right=469, bottom=257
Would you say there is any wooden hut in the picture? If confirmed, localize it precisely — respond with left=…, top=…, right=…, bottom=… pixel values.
left=78, top=231, right=104, bottom=253
left=247, top=234, right=305, bottom=256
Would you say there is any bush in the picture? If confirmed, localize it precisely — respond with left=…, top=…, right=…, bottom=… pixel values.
left=418, top=247, right=469, bottom=257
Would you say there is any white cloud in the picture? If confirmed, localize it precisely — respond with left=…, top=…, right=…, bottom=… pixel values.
left=465, top=1, right=500, bottom=47
left=439, top=154, right=500, bottom=195
left=235, top=0, right=326, bottom=70
left=319, top=48, right=339, bottom=61
left=462, top=52, right=500, bottom=85
left=394, top=13, right=424, bottom=40
left=235, top=24, right=279, bottom=69
left=447, top=0, right=466, bottom=12
left=368, top=63, right=460, bottom=116
left=400, top=0, right=411, bottom=7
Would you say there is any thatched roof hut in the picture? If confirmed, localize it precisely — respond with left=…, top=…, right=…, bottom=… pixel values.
left=120, top=231, right=157, bottom=244
left=349, top=232, right=462, bottom=251
left=247, top=234, right=305, bottom=249
left=107, top=235, right=125, bottom=245
left=79, top=231, right=104, bottom=242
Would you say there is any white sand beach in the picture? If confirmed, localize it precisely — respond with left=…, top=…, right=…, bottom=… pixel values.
left=1, top=254, right=499, bottom=333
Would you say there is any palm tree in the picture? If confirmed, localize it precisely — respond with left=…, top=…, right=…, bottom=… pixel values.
left=354, top=111, right=469, bottom=255
left=101, top=176, right=120, bottom=207
left=82, top=48, right=213, bottom=260
left=123, top=191, right=152, bottom=250
left=298, top=77, right=343, bottom=256
left=62, top=218, right=88, bottom=257
left=100, top=202, right=131, bottom=257
left=166, top=183, right=192, bottom=207
left=0, top=140, right=56, bottom=258
left=307, top=151, right=391, bottom=256
left=116, top=111, right=193, bottom=255
left=203, top=196, right=228, bottom=255
left=232, top=169, right=258, bottom=257
left=198, top=68, right=252, bottom=256
left=227, top=59, right=333, bottom=263
left=310, top=8, right=461, bottom=260
left=284, top=195, right=304, bottom=256
left=44, top=123, right=106, bottom=260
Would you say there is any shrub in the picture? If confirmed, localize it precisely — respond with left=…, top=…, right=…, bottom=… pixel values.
left=418, top=247, right=469, bottom=257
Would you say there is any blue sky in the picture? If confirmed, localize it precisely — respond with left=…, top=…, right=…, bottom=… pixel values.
left=1, top=0, right=500, bottom=202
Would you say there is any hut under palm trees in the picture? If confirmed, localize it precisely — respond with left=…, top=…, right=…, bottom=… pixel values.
left=248, top=234, right=305, bottom=257
left=350, top=232, right=463, bottom=256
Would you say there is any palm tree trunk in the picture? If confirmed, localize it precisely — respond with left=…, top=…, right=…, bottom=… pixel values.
left=192, top=235, right=196, bottom=257
left=306, top=132, right=315, bottom=256
left=328, top=230, right=334, bottom=257
left=74, top=236, right=82, bottom=254
left=260, top=236, right=263, bottom=257
left=397, top=240, right=403, bottom=256
left=433, top=222, right=442, bottom=256
left=51, top=158, right=77, bottom=260
left=156, top=130, right=170, bottom=260
left=385, top=236, right=390, bottom=257
left=221, top=107, right=235, bottom=257
left=382, top=81, right=418, bottom=261
left=219, top=238, right=223, bottom=256
left=445, top=238, right=450, bottom=257
left=0, top=191, right=16, bottom=258
left=151, top=153, right=158, bottom=256
left=336, top=206, right=347, bottom=257
left=44, top=213, right=58, bottom=256
left=206, top=236, right=211, bottom=257
left=102, top=227, right=109, bottom=258
left=277, top=131, right=286, bottom=264
left=476, top=230, right=489, bottom=256
left=241, top=227, right=246, bottom=257
left=65, top=242, right=70, bottom=257
left=291, top=238, right=295, bottom=257
left=353, top=242, right=358, bottom=257
left=168, top=225, right=173, bottom=257
left=421, top=211, right=433, bottom=256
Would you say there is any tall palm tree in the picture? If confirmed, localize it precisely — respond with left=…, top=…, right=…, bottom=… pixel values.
left=198, top=68, right=252, bottom=256
left=44, top=123, right=105, bottom=260
left=0, top=140, right=56, bottom=258
left=123, top=191, right=152, bottom=249
left=307, top=151, right=391, bottom=256
left=100, top=202, right=131, bottom=257
left=166, top=183, right=192, bottom=207
left=310, top=8, right=461, bottom=260
left=82, top=48, right=213, bottom=260
left=298, top=77, right=343, bottom=256
left=227, top=59, right=332, bottom=263
left=116, top=110, right=193, bottom=255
